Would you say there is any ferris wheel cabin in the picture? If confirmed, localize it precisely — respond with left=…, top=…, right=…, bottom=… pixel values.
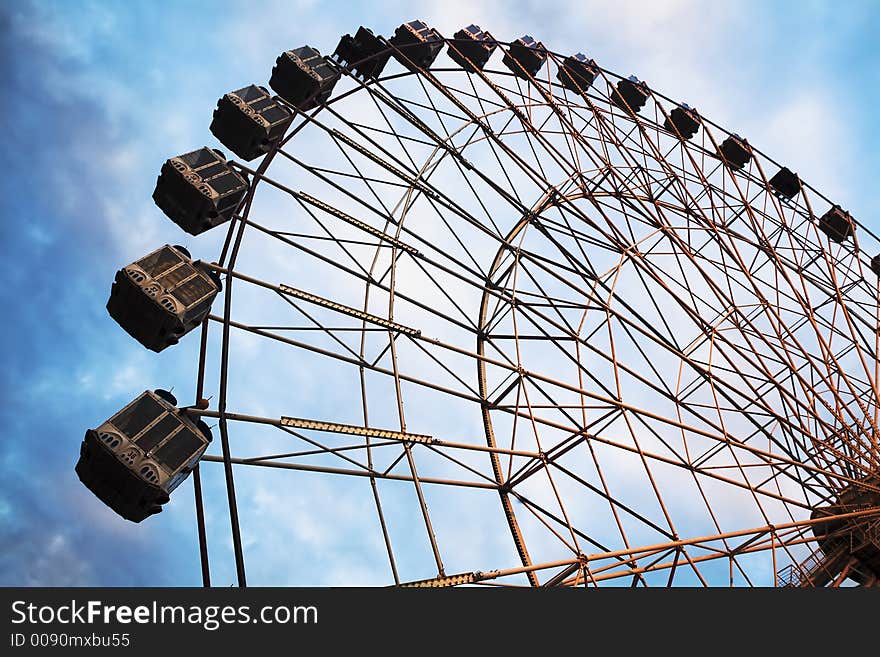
left=389, top=20, right=444, bottom=71
left=333, top=26, right=391, bottom=79
left=447, top=25, right=496, bottom=72
left=768, top=166, right=801, bottom=199
left=152, top=147, right=248, bottom=235
left=210, top=85, right=294, bottom=161
left=611, top=75, right=649, bottom=114
left=817, top=205, right=855, bottom=243
left=557, top=53, right=599, bottom=96
left=502, top=36, right=548, bottom=79
left=663, top=103, right=700, bottom=141
left=106, top=244, right=221, bottom=352
left=75, top=390, right=213, bottom=522
left=269, top=47, right=340, bottom=111
left=718, top=134, right=753, bottom=170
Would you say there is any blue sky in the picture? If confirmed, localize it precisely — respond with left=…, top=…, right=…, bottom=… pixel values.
left=1, top=0, right=878, bottom=586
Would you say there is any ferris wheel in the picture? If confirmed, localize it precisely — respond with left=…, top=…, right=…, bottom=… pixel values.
left=76, top=20, right=880, bottom=587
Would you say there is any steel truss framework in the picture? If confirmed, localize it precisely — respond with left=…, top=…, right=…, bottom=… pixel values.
left=184, top=29, right=880, bottom=587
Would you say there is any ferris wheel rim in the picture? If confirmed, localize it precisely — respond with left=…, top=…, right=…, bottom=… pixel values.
left=184, top=26, right=879, bottom=587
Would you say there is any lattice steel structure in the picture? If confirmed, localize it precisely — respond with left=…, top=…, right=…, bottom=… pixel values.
left=107, top=21, right=880, bottom=587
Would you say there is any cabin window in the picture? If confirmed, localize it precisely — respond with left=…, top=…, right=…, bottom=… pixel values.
left=111, top=395, right=165, bottom=439
left=135, top=414, right=182, bottom=452
left=261, top=105, right=290, bottom=125
left=156, top=263, right=195, bottom=289
left=209, top=172, right=245, bottom=196
left=136, top=246, right=181, bottom=278
left=180, top=148, right=218, bottom=169
left=249, top=96, right=275, bottom=113
left=236, top=85, right=266, bottom=103
left=170, top=274, right=215, bottom=308
left=155, top=427, right=205, bottom=472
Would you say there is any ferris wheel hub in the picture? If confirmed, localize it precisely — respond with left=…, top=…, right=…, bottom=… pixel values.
left=801, top=475, right=880, bottom=586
